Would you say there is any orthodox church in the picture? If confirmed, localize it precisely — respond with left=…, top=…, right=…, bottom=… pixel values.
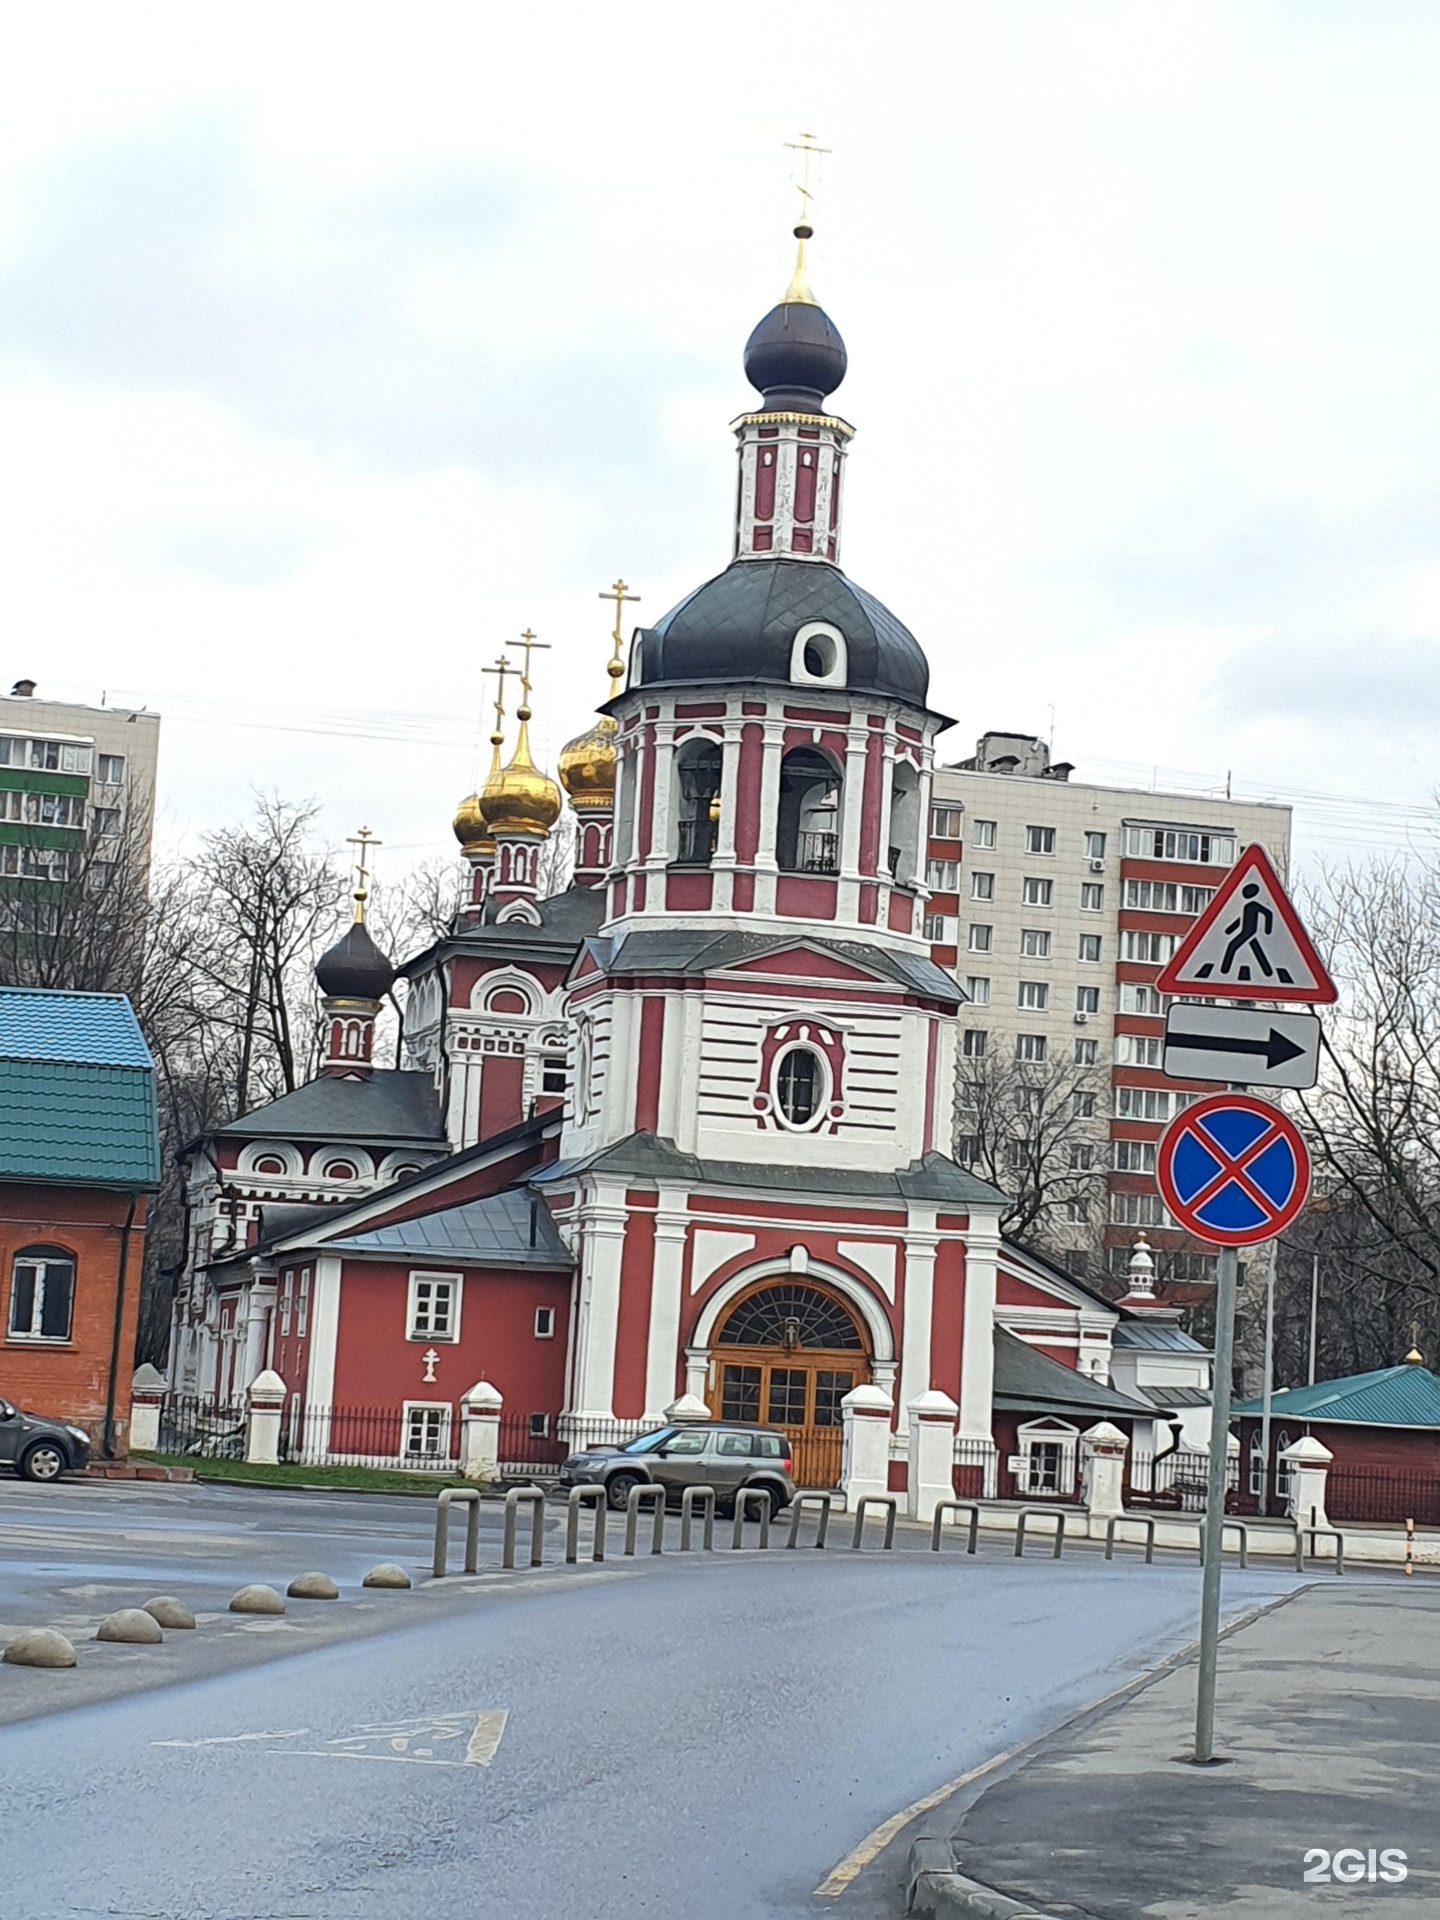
left=169, top=210, right=1176, bottom=1502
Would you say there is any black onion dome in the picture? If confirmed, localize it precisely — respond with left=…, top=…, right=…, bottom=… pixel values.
left=634, top=559, right=929, bottom=706
left=314, top=919, right=396, bottom=1001
left=743, top=300, right=847, bottom=414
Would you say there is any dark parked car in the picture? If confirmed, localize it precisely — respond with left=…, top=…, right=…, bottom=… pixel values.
left=0, top=1397, right=91, bottom=1481
left=559, top=1422, right=796, bottom=1516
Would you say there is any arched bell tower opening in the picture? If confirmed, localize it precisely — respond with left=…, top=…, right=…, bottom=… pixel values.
left=707, top=1280, right=872, bottom=1488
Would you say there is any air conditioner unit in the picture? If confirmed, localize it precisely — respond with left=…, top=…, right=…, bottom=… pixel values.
left=1074, top=1012, right=1089, bottom=1025
left=1089, top=858, right=1106, bottom=873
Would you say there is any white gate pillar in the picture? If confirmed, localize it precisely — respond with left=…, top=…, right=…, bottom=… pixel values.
left=841, top=1383, right=894, bottom=1508
left=1081, top=1420, right=1130, bottom=1521
left=244, top=1369, right=287, bottom=1466
left=906, top=1389, right=959, bottom=1524
left=1281, top=1434, right=1333, bottom=1530
left=459, top=1381, right=504, bottom=1483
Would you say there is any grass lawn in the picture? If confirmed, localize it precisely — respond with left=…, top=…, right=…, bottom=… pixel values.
left=134, top=1452, right=481, bottom=1496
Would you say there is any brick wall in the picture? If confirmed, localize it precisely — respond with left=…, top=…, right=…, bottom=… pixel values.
left=0, top=1182, right=148, bottom=1451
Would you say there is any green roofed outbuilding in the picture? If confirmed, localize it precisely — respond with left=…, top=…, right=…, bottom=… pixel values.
left=0, top=988, right=159, bottom=1457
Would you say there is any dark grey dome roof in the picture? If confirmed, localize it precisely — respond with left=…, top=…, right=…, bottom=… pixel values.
left=635, top=559, right=929, bottom=706
left=315, top=919, right=396, bottom=1001
left=743, top=299, right=847, bottom=413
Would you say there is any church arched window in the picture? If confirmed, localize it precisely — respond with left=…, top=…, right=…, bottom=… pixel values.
left=673, top=738, right=722, bottom=866
left=888, top=759, right=920, bottom=885
left=774, top=1044, right=826, bottom=1129
left=777, top=746, right=841, bottom=875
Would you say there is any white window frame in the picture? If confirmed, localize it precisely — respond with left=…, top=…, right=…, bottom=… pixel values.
left=971, top=819, right=997, bottom=849
left=407, top=1270, right=463, bottom=1343
left=1080, top=882, right=1104, bottom=912
left=964, top=975, right=991, bottom=1005
left=1021, top=876, right=1053, bottom=907
left=1025, top=825, right=1056, bottom=856
left=1018, top=980, right=1049, bottom=1010
left=1019, top=929, right=1051, bottom=958
left=789, top=620, right=848, bottom=688
left=970, top=870, right=995, bottom=900
left=968, top=924, right=993, bottom=954
left=401, top=1401, right=453, bottom=1463
left=534, top=1306, right=555, bottom=1339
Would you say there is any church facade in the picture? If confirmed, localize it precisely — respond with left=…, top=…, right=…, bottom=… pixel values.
left=169, top=222, right=1167, bottom=1502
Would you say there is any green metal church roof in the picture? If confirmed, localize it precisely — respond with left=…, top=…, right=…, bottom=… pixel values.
left=0, top=988, right=159, bottom=1189
left=1233, top=1364, right=1440, bottom=1430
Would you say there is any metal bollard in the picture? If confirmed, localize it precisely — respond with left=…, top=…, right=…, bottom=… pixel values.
left=786, top=1490, right=834, bottom=1549
left=1104, top=1515, right=1156, bottom=1565
left=624, top=1484, right=665, bottom=1557
left=1014, top=1507, right=1066, bottom=1559
left=502, top=1486, right=547, bottom=1570
left=850, top=1493, right=898, bottom=1551
left=433, top=1486, right=483, bottom=1578
left=930, top=1501, right=982, bottom=1555
left=565, top=1485, right=607, bottom=1564
left=732, top=1486, right=772, bottom=1549
left=1197, top=1520, right=1250, bottom=1570
left=1294, top=1523, right=1345, bottom=1575
left=680, top=1485, right=715, bottom=1552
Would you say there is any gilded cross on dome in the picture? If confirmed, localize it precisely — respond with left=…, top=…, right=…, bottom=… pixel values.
left=597, top=579, right=639, bottom=691
left=345, top=826, right=380, bottom=923
left=782, top=129, right=830, bottom=305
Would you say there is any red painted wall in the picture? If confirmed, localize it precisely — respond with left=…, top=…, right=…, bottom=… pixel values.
left=635, top=997, right=666, bottom=1133
left=612, top=1211, right=657, bottom=1418
left=478, top=1055, right=526, bottom=1143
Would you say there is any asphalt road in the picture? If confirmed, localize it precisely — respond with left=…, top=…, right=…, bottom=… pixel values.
left=0, top=1480, right=1309, bottom=1920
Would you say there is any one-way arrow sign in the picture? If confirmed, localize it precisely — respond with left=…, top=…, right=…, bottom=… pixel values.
left=1161, top=1003, right=1321, bottom=1090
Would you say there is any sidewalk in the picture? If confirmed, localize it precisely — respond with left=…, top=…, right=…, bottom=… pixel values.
left=908, top=1581, right=1440, bottom=1917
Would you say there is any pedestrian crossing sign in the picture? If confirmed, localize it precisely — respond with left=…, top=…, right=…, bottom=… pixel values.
left=1155, top=844, right=1337, bottom=1004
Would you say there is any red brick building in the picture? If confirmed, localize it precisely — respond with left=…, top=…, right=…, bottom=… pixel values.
left=0, top=989, right=158, bottom=1452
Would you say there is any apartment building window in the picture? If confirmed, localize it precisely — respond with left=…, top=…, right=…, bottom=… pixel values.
left=964, top=975, right=990, bottom=1005
left=970, top=871, right=994, bottom=900
left=962, top=1029, right=988, bottom=1058
left=25, top=739, right=91, bottom=775
left=1114, top=1087, right=1192, bottom=1121
left=922, top=914, right=946, bottom=941
left=1066, top=1197, right=1091, bottom=1223
left=955, top=1134, right=980, bottom=1165
left=1114, top=1140, right=1158, bottom=1173
left=1110, top=1193, right=1172, bottom=1228
left=1072, top=1091, right=1097, bottom=1118
left=1080, top=883, right=1104, bottom=911
left=1014, top=1083, right=1044, bottom=1112
left=1020, top=928, right=1051, bottom=958
left=1119, top=984, right=1167, bottom=1015
left=1015, top=1034, right=1048, bottom=1064
left=930, top=806, right=962, bottom=840
left=972, top=819, right=997, bottom=848
left=0, top=791, right=86, bottom=827
left=1025, top=825, right=1056, bottom=855
left=1069, top=1142, right=1095, bottom=1170
left=1182, top=884, right=1216, bottom=914
left=1075, top=986, right=1101, bottom=1015
left=1085, top=832, right=1107, bottom=860
left=1116, top=1034, right=1164, bottom=1067
left=1074, top=1038, right=1098, bottom=1065
left=968, top=924, right=993, bottom=953
left=1124, top=826, right=1236, bottom=865
left=96, top=753, right=126, bottom=784
left=927, top=859, right=959, bottom=890
left=959, top=1079, right=980, bottom=1114
left=1121, top=931, right=1178, bottom=964
left=92, top=807, right=121, bottom=838
left=1018, top=981, right=1049, bottom=1010
left=1078, top=934, right=1102, bottom=963
left=1022, top=876, right=1053, bottom=907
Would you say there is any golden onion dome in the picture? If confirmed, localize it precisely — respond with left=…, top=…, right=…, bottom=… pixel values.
left=557, top=714, right=617, bottom=811
left=452, top=790, right=494, bottom=854
left=481, top=719, right=562, bottom=837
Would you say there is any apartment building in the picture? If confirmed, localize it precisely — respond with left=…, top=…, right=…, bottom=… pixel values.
left=926, top=731, right=1292, bottom=1284
left=0, top=681, right=159, bottom=891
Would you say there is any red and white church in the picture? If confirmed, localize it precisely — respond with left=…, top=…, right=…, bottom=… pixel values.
left=169, top=226, right=1179, bottom=1506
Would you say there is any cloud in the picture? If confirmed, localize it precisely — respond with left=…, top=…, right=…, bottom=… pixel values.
left=0, top=110, right=712, bottom=496
left=1207, top=626, right=1440, bottom=730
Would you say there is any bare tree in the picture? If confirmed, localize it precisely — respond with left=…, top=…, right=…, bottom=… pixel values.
left=0, top=782, right=154, bottom=996
left=955, top=1043, right=1106, bottom=1250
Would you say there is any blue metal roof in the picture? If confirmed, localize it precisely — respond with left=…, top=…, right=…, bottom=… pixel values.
left=1233, top=1364, right=1440, bottom=1429
left=311, top=1188, right=573, bottom=1267
left=1113, top=1319, right=1207, bottom=1353
left=0, top=988, right=152, bottom=1068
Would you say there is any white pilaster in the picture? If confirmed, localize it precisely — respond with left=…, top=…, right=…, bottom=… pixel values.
left=644, top=1200, right=690, bottom=1421
left=897, top=1214, right=938, bottom=1434
left=569, top=1190, right=628, bottom=1419
left=959, top=1205, right=1002, bottom=1439
left=906, top=1389, right=960, bottom=1523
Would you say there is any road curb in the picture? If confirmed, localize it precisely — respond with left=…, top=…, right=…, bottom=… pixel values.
left=908, top=1852, right=1060, bottom=1920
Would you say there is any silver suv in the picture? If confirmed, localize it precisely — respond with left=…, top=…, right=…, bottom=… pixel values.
left=559, top=1422, right=796, bottom=1517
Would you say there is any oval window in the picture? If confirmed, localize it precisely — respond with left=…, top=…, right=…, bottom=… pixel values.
left=775, top=1047, right=823, bottom=1127
left=803, top=636, right=835, bottom=677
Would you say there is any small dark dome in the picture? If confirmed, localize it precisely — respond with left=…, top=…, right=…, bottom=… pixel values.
left=743, top=300, right=847, bottom=414
left=634, top=558, right=930, bottom=706
left=315, top=919, right=395, bottom=1001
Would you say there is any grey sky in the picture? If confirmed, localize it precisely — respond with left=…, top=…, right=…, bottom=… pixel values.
left=0, top=1, right=1438, bottom=870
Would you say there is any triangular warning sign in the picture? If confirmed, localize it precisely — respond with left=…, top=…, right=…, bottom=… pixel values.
left=1155, top=844, right=1337, bottom=1003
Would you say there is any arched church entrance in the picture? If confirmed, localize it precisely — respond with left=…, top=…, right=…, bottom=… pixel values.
left=708, top=1281, right=872, bottom=1489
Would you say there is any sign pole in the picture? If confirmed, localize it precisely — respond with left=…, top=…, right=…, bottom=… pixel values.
left=1194, top=1238, right=1239, bottom=1764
